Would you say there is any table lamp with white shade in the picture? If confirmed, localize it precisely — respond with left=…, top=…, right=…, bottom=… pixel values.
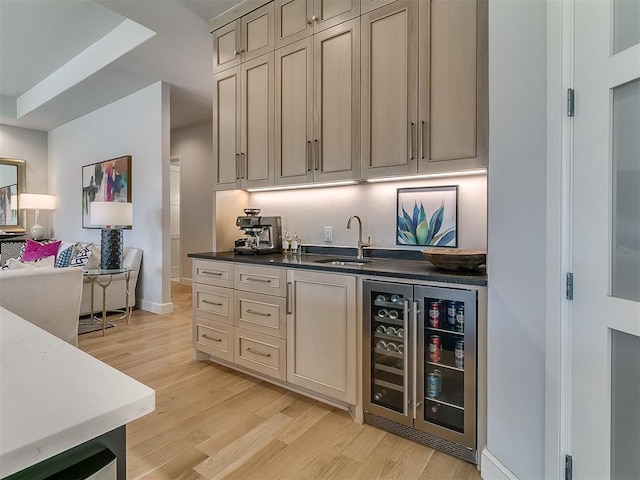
left=90, top=201, right=133, bottom=270
left=19, top=193, right=56, bottom=240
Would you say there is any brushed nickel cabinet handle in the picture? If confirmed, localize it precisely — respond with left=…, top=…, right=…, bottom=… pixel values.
left=246, top=309, right=271, bottom=317
left=246, top=276, right=271, bottom=283
left=409, top=122, right=415, bottom=160
left=202, top=299, right=223, bottom=306
left=202, top=334, right=222, bottom=342
left=235, top=153, right=240, bottom=179
left=247, top=348, right=271, bottom=358
left=307, top=140, right=312, bottom=172
left=420, top=120, right=425, bottom=159
left=286, top=281, right=292, bottom=314
left=314, top=139, right=320, bottom=171
left=241, top=152, right=246, bottom=179
left=201, top=270, right=223, bottom=276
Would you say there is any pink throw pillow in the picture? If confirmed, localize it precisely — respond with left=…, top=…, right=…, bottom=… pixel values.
left=21, top=239, right=62, bottom=262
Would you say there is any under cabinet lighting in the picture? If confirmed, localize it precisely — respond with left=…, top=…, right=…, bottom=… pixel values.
left=365, top=169, right=487, bottom=183
left=246, top=180, right=358, bottom=192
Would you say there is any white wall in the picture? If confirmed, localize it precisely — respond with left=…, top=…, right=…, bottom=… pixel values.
left=0, top=124, right=51, bottom=234
left=48, top=82, right=172, bottom=314
left=245, top=174, right=487, bottom=251
left=170, top=121, right=213, bottom=282
left=484, top=1, right=547, bottom=478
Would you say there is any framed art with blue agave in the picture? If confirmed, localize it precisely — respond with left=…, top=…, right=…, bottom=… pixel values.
left=396, top=185, right=458, bottom=247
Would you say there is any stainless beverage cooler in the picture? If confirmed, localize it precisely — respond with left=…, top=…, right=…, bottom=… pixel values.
left=363, top=279, right=481, bottom=463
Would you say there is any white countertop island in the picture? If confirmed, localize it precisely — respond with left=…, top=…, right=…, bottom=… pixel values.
left=0, top=307, right=155, bottom=478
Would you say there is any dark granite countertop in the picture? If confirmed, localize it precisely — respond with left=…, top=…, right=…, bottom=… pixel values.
left=188, top=247, right=487, bottom=286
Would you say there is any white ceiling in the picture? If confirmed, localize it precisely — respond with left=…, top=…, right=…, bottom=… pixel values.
left=0, top=0, right=243, bottom=132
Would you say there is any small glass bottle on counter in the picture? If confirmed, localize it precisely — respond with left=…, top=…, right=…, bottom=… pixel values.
left=282, top=230, right=290, bottom=252
left=291, top=231, right=300, bottom=254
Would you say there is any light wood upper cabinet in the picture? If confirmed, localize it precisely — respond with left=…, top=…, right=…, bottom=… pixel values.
left=361, top=0, right=487, bottom=179
left=275, top=0, right=360, bottom=48
left=286, top=269, right=357, bottom=404
left=213, top=66, right=241, bottom=188
left=275, top=18, right=360, bottom=185
left=213, top=3, right=274, bottom=73
left=361, top=1, right=418, bottom=178
left=214, top=53, right=275, bottom=190
left=419, top=0, right=487, bottom=172
left=275, top=37, right=314, bottom=184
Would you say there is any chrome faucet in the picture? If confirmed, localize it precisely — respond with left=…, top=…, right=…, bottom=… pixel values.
left=347, top=215, right=371, bottom=260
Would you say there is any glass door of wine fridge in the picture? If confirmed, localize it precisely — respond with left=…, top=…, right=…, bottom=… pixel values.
left=363, top=281, right=414, bottom=427
left=414, top=285, right=476, bottom=449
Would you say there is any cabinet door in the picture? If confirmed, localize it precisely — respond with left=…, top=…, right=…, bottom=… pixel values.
left=287, top=269, right=357, bottom=403
left=213, top=66, right=241, bottom=189
left=213, top=19, right=241, bottom=73
left=361, top=1, right=418, bottom=179
left=241, top=3, right=275, bottom=63
left=240, top=53, right=275, bottom=189
left=313, top=18, right=361, bottom=183
left=418, top=0, right=485, bottom=172
left=275, top=38, right=314, bottom=185
left=275, top=0, right=314, bottom=48
left=312, top=0, right=360, bottom=33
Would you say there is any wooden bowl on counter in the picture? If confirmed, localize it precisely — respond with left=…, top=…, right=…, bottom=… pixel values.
left=421, top=248, right=487, bottom=271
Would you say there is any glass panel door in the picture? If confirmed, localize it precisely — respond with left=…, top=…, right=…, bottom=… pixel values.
left=363, top=280, right=413, bottom=427
left=415, top=285, right=477, bottom=448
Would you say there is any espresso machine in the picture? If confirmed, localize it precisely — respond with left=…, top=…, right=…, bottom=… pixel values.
left=234, top=208, right=282, bottom=255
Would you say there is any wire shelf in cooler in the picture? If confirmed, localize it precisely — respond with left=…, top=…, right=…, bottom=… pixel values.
left=373, top=316, right=404, bottom=327
left=425, top=326, right=464, bottom=337
left=374, top=300, right=405, bottom=309
left=374, top=331, right=406, bottom=343
left=424, top=394, right=464, bottom=411
left=374, top=362, right=404, bottom=376
left=373, top=378, right=404, bottom=393
left=374, top=347, right=403, bottom=359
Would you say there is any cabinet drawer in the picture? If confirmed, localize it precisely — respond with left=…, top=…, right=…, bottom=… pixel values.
left=193, top=284, right=234, bottom=324
left=234, top=264, right=286, bottom=296
left=234, top=328, right=286, bottom=381
left=235, top=290, right=286, bottom=338
left=194, top=260, right=233, bottom=287
left=194, top=320, right=233, bottom=362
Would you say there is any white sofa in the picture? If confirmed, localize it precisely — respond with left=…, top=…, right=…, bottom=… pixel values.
left=0, top=267, right=83, bottom=346
left=79, top=247, right=143, bottom=316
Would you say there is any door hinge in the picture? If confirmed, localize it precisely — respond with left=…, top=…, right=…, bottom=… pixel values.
left=567, top=88, right=575, bottom=117
left=566, top=272, right=574, bottom=300
left=565, top=455, right=573, bottom=480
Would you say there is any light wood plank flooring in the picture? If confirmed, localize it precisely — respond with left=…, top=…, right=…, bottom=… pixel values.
left=78, top=283, right=481, bottom=480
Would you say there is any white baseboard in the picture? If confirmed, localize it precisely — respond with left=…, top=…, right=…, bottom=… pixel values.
left=481, top=448, right=519, bottom=480
left=139, top=299, right=174, bottom=314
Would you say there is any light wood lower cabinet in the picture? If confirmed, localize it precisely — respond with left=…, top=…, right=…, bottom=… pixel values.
left=286, top=269, right=357, bottom=404
left=193, top=259, right=358, bottom=405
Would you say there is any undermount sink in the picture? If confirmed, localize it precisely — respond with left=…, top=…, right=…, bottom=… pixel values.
left=313, top=258, right=373, bottom=266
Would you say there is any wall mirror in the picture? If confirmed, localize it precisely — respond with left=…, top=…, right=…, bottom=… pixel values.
left=0, top=158, right=27, bottom=235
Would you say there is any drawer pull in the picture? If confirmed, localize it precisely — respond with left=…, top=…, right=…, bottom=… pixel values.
left=202, top=334, right=222, bottom=342
left=202, top=299, right=223, bottom=306
left=246, top=277, right=271, bottom=283
left=246, top=347, right=271, bottom=358
left=201, top=270, right=223, bottom=276
left=246, top=309, right=271, bottom=317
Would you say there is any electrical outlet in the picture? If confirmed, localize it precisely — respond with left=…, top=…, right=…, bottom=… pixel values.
left=323, top=226, right=333, bottom=242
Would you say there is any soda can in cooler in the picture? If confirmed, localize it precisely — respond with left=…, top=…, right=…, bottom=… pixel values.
left=429, top=335, right=442, bottom=362
left=428, top=301, right=441, bottom=328
left=455, top=340, right=464, bottom=368
left=455, top=303, right=465, bottom=333
left=433, top=368, right=443, bottom=392
left=445, top=300, right=456, bottom=329
left=427, top=372, right=439, bottom=398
